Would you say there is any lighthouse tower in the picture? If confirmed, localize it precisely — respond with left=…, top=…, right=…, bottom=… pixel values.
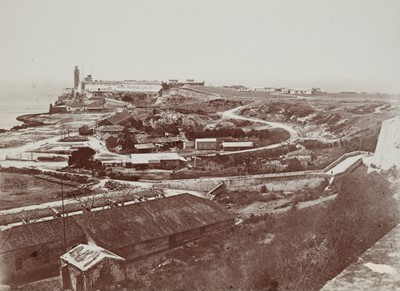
left=74, top=66, right=80, bottom=89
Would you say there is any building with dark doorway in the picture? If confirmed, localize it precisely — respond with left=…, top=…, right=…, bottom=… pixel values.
left=60, top=244, right=125, bottom=291
left=0, top=218, right=86, bottom=284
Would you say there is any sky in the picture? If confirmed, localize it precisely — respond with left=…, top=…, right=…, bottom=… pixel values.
left=0, top=0, right=400, bottom=93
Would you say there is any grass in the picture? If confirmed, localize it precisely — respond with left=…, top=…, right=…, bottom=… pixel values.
left=0, top=172, right=74, bottom=210
left=125, top=166, right=399, bottom=290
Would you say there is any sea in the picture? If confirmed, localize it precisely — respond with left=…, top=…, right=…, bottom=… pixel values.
left=0, top=81, right=66, bottom=130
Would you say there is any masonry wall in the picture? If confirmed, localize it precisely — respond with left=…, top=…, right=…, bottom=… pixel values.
left=323, top=151, right=368, bottom=172
left=170, top=88, right=216, bottom=100
left=162, top=172, right=328, bottom=193
left=85, top=259, right=125, bottom=290
left=61, top=258, right=125, bottom=291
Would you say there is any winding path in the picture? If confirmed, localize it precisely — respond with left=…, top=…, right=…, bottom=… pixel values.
left=222, top=106, right=299, bottom=141
left=207, top=106, right=301, bottom=155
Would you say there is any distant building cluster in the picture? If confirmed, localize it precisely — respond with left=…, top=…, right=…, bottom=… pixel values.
left=50, top=66, right=205, bottom=113
left=162, top=79, right=205, bottom=90
left=239, top=86, right=321, bottom=95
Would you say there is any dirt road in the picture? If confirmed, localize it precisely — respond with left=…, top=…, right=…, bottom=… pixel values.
left=221, top=106, right=300, bottom=142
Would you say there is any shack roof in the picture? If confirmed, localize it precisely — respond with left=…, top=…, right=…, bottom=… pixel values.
left=61, top=244, right=124, bottom=272
left=144, top=136, right=184, bottom=144
left=73, top=194, right=233, bottom=250
left=222, top=141, right=254, bottom=148
left=0, top=217, right=85, bottom=253
left=97, top=125, right=124, bottom=132
left=102, top=133, right=117, bottom=141
left=101, top=111, right=133, bottom=125
left=195, top=138, right=217, bottom=143
left=130, top=152, right=186, bottom=164
left=134, top=143, right=156, bottom=150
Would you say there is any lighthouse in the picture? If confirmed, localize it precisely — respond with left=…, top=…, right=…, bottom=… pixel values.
left=74, top=66, right=80, bottom=89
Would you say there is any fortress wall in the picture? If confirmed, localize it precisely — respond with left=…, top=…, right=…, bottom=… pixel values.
left=373, top=117, right=400, bottom=170
left=323, top=151, right=367, bottom=173
left=170, top=88, right=217, bottom=100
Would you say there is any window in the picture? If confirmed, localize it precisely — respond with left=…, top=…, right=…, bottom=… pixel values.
left=15, top=258, right=22, bottom=271
left=31, top=251, right=40, bottom=262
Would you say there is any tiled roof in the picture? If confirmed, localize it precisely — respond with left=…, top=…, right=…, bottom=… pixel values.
left=102, top=111, right=132, bottom=125
left=0, top=217, right=86, bottom=253
left=73, top=194, right=233, bottom=250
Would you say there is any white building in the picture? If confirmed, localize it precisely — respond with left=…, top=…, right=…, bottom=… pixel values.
left=222, top=141, right=254, bottom=151
left=195, top=138, right=218, bottom=150
left=373, top=116, right=400, bottom=170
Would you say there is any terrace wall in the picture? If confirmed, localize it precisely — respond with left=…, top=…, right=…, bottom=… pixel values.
left=162, top=171, right=329, bottom=193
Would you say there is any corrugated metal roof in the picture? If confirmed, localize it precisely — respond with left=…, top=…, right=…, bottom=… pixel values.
left=134, top=143, right=156, bottom=150
left=61, top=244, right=124, bottom=271
left=73, top=194, right=233, bottom=250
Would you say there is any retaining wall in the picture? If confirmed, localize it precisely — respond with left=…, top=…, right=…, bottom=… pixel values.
left=162, top=171, right=329, bottom=192
left=323, top=151, right=368, bottom=173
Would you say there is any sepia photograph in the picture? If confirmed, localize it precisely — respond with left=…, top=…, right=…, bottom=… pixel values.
left=0, top=0, right=399, bottom=290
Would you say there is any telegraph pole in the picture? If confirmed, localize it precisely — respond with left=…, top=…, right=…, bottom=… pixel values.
left=61, top=178, right=67, bottom=251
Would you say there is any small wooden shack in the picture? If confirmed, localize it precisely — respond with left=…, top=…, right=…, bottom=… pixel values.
left=60, top=244, right=125, bottom=291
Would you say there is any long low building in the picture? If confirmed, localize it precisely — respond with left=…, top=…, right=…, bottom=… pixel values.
left=134, top=143, right=156, bottom=153
left=195, top=138, right=218, bottom=150
left=0, top=194, right=234, bottom=285
left=129, top=152, right=187, bottom=169
left=83, top=79, right=162, bottom=98
left=73, top=194, right=234, bottom=261
left=222, top=141, right=254, bottom=151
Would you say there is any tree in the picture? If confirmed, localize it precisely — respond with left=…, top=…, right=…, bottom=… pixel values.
left=118, top=126, right=136, bottom=154
left=68, top=147, right=97, bottom=169
left=286, top=158, right=304, bottom=172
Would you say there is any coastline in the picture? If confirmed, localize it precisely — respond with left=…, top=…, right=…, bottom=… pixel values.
left=0, top=112, right=49, bottom=133
left=16, top=112, right=48, bottom=124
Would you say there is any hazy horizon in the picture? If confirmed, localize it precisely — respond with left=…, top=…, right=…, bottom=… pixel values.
left=1, top=0, right=400, bottom=94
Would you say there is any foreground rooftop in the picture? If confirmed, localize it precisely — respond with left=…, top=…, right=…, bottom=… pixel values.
left=322, top=223, right=400, bottom=290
